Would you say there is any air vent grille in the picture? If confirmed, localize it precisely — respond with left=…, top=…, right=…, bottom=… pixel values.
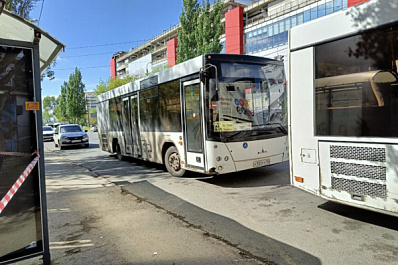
left=330, top=146, right=385, bottom=162
left=331, top=161, right=386, bottom=181
left=331, top=177, right=387, bottom=198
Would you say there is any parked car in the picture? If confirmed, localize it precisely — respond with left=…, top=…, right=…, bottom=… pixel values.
left=90, top=125, right=98, bottom=132
left=53, top=124, right=89, bottom=149
left=43, top=126, right=55, bottom=141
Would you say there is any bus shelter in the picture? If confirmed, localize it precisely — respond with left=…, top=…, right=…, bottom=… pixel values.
left=0, top=8, right=64, bottom=264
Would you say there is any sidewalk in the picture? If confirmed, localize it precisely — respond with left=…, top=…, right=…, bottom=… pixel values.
left=22, top=152, right=261, bottom=265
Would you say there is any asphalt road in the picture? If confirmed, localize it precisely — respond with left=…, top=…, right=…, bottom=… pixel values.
left=41, top=131, right=398, bottom=265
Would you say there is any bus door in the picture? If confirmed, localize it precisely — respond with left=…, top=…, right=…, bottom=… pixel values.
left=122, top=97, right=133, bottom=154
left=182, top=79, right=205, bottom=170
left=130, top=95, right=141, bottom=157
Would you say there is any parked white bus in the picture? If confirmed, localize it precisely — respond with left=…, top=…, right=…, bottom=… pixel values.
left=97, top=54, right=288, bottom=177
left=288, top=0, right=398, bottom=216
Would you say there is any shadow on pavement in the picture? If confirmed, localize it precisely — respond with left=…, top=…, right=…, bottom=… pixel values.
left=120, top=180, right=321, bottom=265
left=200, top=161, right=290, bottom=188
left=318, top=201, right=398, bottom=231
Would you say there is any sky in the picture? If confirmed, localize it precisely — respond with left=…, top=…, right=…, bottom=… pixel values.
left=30, top=0, right=184, bottom=98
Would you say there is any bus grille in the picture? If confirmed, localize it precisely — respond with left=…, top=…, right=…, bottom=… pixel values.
left=328, top=145, right=387, bottom=199
left=330, top=161, right=386, bottom=181
left=330, top=145, right=386, bottom=162
left=331, top=177, right=387, bottom=198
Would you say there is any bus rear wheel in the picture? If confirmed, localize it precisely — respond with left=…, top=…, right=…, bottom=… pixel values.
left=165, top=146, right=186, bottom=177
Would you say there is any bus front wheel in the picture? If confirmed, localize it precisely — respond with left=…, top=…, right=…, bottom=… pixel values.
left=165, top=146, right=186, bottom=177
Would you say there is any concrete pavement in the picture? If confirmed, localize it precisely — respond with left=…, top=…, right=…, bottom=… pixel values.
left=20, top=150, right=262, bottom=265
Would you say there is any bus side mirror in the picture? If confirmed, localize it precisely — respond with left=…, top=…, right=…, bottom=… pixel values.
left=199, top=70, right=207, bottom=82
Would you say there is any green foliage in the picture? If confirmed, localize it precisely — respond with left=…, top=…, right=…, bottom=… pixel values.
left=67, top=68, right=86, bottom=123
left=145, top=64, right=170, bottom=76
left=42, top=96, right=57, bottom=124
left=177, top=0, right=199, bottom=64
left=54, top=68, right=86, bottom=124
left=54, top=81, right=68, bottom=121
left=177, top=0, right=223, bottom=64
left=95, top=75, right=136, bottom=96
left=5, top=0, right=38, bottom=19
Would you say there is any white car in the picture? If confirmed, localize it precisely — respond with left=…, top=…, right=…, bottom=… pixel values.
left=43, top=126, right=55, bottom=141
left=54, top=124, right=89, bottom=149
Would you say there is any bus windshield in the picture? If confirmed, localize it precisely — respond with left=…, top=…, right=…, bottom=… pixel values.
left=207, top=62, right=287, bottom=142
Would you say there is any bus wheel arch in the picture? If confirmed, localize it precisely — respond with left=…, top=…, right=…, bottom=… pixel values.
left=164, top=145, right=186, bottom=177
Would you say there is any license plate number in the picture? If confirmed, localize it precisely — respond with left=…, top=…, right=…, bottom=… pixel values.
left=253, top=158, right=270, bottom=167
left=72, top=140, right=81, bottom=143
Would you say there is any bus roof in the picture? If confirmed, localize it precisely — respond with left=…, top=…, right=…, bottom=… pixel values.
left=289, top=0, right=397, bottom=51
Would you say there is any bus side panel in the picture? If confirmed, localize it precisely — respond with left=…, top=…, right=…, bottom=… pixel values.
left=139, top=132, right=183, bottom=164
left=319, top=141, right=398, bottom=214
left=289, top=47, right=320, bottom=194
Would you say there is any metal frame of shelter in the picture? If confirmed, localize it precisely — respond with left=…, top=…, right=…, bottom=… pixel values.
left=0, top=9, right=64, bottom=264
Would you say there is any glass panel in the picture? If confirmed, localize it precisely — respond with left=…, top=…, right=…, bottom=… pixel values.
left=0, top=46, right=43, bottom=260
left=159, top=80, right=181, bottom=132
left=291, top=15, right=297, bottom=28
left=297, top=13, right=304, bottom=25
left=311, top=7, right=318, bottom=20
left=139, top=87, right=159, bottom=132
left=304, top=10, right=311, bottom=22
left=334, top=0, right=343, bottom=12
left=273, top=23, right=279, bottom=35
left=318, top=4, right=326, bottom=17
left=315, top=24, right=398, bottom=137
left=109, top=97, right=123, bottom=131
left=285, top=19, right=291, bottom=31
left=185, top=83, right=202, bottom=152
left=326, top=2, right=333, bottom=14
left=279, top=20, right=285, bottom=33
left=208, top=62, right=287, bottom=142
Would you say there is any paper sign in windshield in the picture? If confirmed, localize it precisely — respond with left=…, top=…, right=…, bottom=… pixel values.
left=214, top=121, right=235, bottom=132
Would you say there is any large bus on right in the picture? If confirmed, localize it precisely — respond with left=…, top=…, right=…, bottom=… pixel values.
left=288, top=0, right=398, bottom=216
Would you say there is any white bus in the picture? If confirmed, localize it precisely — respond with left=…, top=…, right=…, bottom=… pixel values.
left=288, top=0, right=398, bottom=216
left=97, top=54, right=288, bottom=177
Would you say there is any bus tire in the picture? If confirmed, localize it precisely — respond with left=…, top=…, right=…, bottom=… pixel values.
left=165, top=146, right=186, bottom=177
left=116, top=143, right=125, bottom=161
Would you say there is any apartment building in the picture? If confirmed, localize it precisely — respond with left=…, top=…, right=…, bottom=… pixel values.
left=110, top=0, right=370, bottom=78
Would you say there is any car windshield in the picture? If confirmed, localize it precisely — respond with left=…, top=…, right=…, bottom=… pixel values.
left=43, top=126, right=53, bottom=131
left=61, top=125, right=83, bottom=133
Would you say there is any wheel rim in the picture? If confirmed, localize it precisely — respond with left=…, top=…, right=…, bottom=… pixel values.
left=168, top=152, right=181, bottom=172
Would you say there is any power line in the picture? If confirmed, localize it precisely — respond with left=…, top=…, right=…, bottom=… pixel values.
left=56, top=65, right=109, bottom=71
left=68, top=40, right=149, bottom=50
left=38, top=0, right=45, bottom=26
left=63, top=52, right=115, bottom=58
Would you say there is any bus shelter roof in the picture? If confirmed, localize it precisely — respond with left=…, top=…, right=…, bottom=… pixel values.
left=0, top=9, right=65, bottom=74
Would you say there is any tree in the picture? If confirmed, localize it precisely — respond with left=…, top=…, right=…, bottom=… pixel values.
left=177, top=0, right=199, bottom=64
left=42, top=95, right=57, bottom=124
left=5, top=0, right=38, bottom=19
left=95, top=75, right=135, bottom=96
left=177, top=0, right=223, bottom=64
left=66, top=68, right=86, bottom=124
left=54, top=81, right=68, bottom=121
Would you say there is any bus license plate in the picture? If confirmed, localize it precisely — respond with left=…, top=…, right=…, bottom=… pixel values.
left=253, top=158, right=270, bottom=168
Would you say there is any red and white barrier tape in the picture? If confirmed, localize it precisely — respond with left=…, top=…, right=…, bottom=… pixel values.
left=0, top=151, right=40, bottom=214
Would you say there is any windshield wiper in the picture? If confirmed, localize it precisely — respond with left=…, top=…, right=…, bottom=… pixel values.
left=265, top=122, right=287, bottom=134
